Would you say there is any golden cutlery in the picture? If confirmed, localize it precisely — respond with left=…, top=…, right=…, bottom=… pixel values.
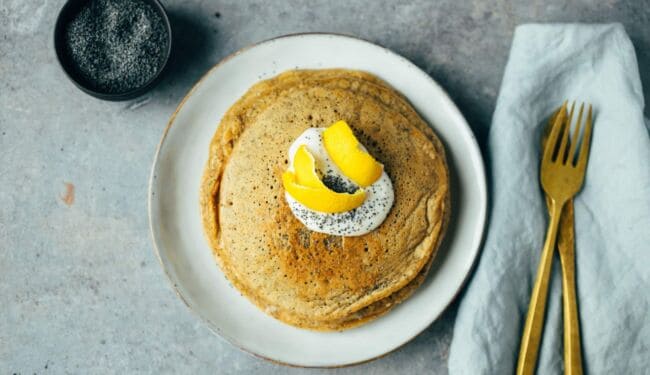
left=558, top=191, right=582, bottom=375
left=517, top=101, right=593, bottom=375
left=542, top=107, right=587, bottom=375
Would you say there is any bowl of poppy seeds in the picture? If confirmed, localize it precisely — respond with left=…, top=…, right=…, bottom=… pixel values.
left=54, top=0, right=172, bottom=100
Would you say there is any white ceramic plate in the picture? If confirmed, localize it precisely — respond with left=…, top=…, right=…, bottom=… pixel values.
left=149, top=33, right=486, bottom=367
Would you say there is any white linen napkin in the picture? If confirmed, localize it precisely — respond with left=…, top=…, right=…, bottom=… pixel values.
left=448, top=23, right=650, bottom=374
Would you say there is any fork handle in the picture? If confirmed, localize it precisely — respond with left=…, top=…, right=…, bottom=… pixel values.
left=559, top=229, right=583, bottom=375
left=517, top=200, right=563, bottom=375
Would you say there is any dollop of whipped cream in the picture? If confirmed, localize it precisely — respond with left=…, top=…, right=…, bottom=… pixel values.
left=285, top=128, right=394, bottom=236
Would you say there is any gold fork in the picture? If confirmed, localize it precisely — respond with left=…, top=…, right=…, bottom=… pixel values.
left=543, top=105, right=590, bottom=374
left=517, top=101, right=593, bottom=375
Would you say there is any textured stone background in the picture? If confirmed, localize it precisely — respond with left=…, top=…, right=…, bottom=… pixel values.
left=1, top=0, right=648, bottom=373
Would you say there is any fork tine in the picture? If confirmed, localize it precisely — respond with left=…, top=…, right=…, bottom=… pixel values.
left=543, top=101, right=567, bottom=163
left=568, top=103, right=585, bottom=166
left=576, top=105, right=593, bottom=171
left=557, top=101, right=575, bottom=163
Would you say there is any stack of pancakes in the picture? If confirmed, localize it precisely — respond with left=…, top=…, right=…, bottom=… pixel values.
left=200, top=69, right=450, bottom=330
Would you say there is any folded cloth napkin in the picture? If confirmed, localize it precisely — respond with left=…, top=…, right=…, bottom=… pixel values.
left=448, top=23, right=650, bottom=374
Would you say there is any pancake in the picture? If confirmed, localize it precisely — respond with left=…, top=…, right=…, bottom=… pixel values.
left=200, top=69, right=450, bottom=330
left=271, top=248, right=437, bottom=330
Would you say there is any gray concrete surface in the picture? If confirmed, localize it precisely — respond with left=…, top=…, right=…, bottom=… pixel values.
left=1, top=0, right=648, bottom=373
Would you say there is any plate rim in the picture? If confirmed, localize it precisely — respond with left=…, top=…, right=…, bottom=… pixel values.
left=148, top=31, right=488, bottom=368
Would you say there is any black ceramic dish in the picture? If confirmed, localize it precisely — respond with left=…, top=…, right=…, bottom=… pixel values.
left=53, top=0, right=172, bottom=101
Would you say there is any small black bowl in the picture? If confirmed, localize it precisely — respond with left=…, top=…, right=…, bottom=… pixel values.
left=54, top=0, right=172, bottom=101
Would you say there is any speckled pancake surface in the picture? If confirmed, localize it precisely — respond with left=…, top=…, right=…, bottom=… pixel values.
left=200, top=69, right=450, bottom=330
